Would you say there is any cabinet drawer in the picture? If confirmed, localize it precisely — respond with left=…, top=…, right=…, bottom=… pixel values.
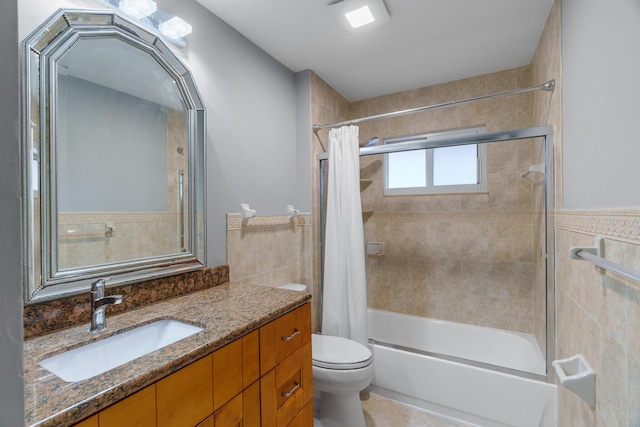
left=261, top=342, right=313, bottom=427
left=260, top=303, right=311, bottom=375
left=276, top=348, right=302, bottom=410
left=286, top=400, right=314, bottom=427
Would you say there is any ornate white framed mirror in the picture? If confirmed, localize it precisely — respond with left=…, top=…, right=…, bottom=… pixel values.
left=22, top=9, right=206, bottom=303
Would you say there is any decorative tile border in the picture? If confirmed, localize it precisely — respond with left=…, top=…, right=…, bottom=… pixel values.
left=368, top=211, right=533, bottom=224
left=554, top=209, right=640, bottom=245
left=295, top=214, right=311, bottom=227
left=59, top=212, right=178, bottom=224
left=227, top=213, right=310, bottom=230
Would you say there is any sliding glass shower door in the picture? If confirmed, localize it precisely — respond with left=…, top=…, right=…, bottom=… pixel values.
left=319, top=127, right=555, bottom=381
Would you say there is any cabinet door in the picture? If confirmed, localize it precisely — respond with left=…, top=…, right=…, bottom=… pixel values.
left=197, top=414, right=214, bottom=427
left=243, top=330, right=260, bottom=388
left=157, top=355, right=214, bottom=427
left=73, top=415, right=98, bottom=427
left=214, top=393, right=242, bottom=427
left=213, top=338, right=243, bottom=411
left=259, top=320, right=276, bottom=376
left=243, top=381, right=261, bottom=427
left=260, top=369, right=277, bottom=427
left=99, top=385, right=156, bottom=427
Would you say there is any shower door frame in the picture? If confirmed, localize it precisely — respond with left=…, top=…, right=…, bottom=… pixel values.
left=317, top=125, right=556, bottom=383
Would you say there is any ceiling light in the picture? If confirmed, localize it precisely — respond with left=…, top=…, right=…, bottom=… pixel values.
left=345, top=6, right=375, bottom=28
left=328, top=0, right=390, bottom=33
left=118, top=0, right=157, bottom=19
left=159, top=17, right=193, bottom=39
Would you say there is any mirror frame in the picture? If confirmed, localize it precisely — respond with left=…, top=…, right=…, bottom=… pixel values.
left=22, top=9, right=207, bottom=304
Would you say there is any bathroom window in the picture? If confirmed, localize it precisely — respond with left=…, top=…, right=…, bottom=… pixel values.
left=384, top=126, right=487, bottom=195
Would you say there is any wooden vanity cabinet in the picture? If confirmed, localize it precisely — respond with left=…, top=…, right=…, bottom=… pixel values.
left=101, top=385, right=156, bottom=427
left=74, top=415, right=98, bottom=427
left=72, top=303, right=311, bottom=427
left=259, top=303, right=313, bottom=427
left=157, top=355, right=213, bottom=426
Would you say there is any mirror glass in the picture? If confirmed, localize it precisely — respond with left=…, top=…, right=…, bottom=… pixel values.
left=23, top=10, right=206, bottom=303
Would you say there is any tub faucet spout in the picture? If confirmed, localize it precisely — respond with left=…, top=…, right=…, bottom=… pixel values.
left=89, top=278, right=122, bottom=332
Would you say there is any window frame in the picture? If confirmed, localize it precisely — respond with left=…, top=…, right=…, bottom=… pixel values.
left=383, top=126, right=487, bottom=196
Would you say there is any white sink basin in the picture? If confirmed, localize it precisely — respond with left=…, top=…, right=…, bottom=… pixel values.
left=39, top=319, right=203, bottom=382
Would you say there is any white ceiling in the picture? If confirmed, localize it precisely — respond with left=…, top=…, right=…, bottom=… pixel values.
left=196, top=0, right=555, bottom=102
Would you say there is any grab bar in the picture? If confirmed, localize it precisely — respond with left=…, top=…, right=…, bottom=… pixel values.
left=59, top=223, right=115, bottom=239
left=570, top=237, right=640, bottom=283
left=239, top=203, right=308, bottom=221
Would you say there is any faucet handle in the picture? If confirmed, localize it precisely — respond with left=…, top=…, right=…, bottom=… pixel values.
left=90, top=277, right=111, bottom=293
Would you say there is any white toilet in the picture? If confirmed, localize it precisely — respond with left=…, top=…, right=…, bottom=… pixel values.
left=278, top=284, right=374, bottom=427
left=312, top=333, right=373, bottom=427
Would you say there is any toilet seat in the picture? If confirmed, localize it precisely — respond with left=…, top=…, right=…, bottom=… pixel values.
left=312, top=334, right=373, bottom=370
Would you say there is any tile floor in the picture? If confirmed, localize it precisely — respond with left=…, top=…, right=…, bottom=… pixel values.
left=361, top=391, right=477, bottom=427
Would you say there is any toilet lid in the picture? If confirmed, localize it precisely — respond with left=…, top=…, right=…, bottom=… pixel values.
left=312, top=334, right=373, bottom=370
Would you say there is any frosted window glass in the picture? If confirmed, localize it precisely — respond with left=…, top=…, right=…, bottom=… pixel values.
left=433, top=145, right=477, bottom=186
left=387, top=150, right=426, bottom=188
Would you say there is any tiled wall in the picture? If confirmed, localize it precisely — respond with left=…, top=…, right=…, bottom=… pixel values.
left=554, top=212, right=640, bottom=426
left=530, top=0, right=563, bottom=366
left=307, top=67, right=552, bottom=337
left=531, top=0, right=640, bottom=424
left=226, top=213, right=313, bottom=325
left=226, top=213, right=311, bottom=286
left=351, top=68, right=543, bottom=335
left=309, top=74, right=351, bottom=331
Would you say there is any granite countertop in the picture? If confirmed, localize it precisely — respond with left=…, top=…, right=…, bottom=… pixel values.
left=23, top=283, right=311, bottom=427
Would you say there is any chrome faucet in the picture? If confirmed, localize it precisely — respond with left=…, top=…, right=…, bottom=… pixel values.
left=89, top=278, right=123, bottom=332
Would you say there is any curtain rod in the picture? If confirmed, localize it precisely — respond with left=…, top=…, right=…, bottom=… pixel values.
left=312, top=80, right=555, bottom=132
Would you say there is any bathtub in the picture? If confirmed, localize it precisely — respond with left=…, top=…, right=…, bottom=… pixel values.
left=367, top=308, right=556, bottom=427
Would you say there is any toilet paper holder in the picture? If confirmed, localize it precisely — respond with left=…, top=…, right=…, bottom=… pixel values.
left=552, top=354, right=595, bottom=408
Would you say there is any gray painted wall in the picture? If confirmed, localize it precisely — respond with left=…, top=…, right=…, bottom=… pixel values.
left=19, top=0, right=301, bottom=265
left=1, top=0, right=25, bottom=425
left=295, top=71, right=312, bottom=212
left=58, top=76, right=167, bottom=212
left=562, top=0, right=640, bottom=209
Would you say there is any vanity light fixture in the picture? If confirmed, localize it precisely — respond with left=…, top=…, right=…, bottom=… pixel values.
left=97, top=0, right=192, bottom=46
left=328, top=0, right=390, bottom=33
left=159, top=16, right=193, bottom=39
left=118, top=0, right=157, bottom=19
